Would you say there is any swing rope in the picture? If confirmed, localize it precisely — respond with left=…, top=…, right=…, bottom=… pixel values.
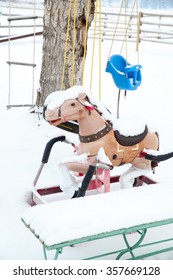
left=107, top=0, right=124, bottom=61
left=124, top=0, right=128, bottom=65
left=61, top=0, right=90, bottom=88
left=32, top=0, right=36, bottom=104
left=71, top=0, right=77, bottom=86
left=98, top=0, right=102, bottom=100
left=120, top=0, right=138, bottom=55
left=107, top=0, right=139, bottom=63
left=89, top=0, right=99, bottom=90
left=106, top=0, right=140, bottom=119
left=136, top=0, right=139, bottom=63
left=89, top=0, right=102, bottom=99
left=82, top=0, right=90, bottom=85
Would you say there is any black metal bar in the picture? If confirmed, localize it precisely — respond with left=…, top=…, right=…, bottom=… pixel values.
left=42, top=136, right=66, bottom=164
left=8, top=16, right=38, bottom=21
left=117, top=89, right=121, bottom=119
left=77, top=165, right=96, bottom=197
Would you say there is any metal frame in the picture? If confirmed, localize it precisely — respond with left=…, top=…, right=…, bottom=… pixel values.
left=32, top=174, right=156, bottom=205
left=22, top=217, right=173, bottom=260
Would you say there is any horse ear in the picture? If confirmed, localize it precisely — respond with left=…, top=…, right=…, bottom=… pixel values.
left=78, top=92, right=86, bottom=100
left=78, top=92, right=94, bottom=111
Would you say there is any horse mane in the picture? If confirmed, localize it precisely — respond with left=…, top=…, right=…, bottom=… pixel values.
left=85, top=95, right=113, bottom=126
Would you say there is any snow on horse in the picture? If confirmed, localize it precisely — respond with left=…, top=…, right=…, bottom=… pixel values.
left=44, top=85, right=173, bottom=198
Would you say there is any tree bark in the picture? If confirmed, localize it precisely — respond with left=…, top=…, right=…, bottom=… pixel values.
left=37, top=0, right=95, bottom=106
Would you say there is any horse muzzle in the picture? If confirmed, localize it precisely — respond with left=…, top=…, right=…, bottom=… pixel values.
left=45, top=108, right=63, bottom=126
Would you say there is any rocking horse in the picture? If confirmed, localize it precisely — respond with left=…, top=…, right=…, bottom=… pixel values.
left=44, top=85, right=173, bottom=199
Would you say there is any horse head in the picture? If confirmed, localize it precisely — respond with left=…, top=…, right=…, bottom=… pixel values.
left=44, top=86, right=94, bottom=126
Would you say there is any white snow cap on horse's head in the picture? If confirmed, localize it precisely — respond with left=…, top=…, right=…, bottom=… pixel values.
left=66, top=85, right=92, bottom=97
left=45, top=85, right=93, bottom=110
left=44, top=90, right=66, bottom=108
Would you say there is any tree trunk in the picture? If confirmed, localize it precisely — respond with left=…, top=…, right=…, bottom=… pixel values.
left=37, top=0, right=95, bottom=106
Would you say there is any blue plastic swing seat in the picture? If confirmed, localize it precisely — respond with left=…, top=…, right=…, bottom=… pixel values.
left=105, top=54, right=142, bottom=91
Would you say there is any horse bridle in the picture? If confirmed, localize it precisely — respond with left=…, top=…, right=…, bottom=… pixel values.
left=45, top=97, right=113, bottom=141
left=56, top=97, right=90, bottom=121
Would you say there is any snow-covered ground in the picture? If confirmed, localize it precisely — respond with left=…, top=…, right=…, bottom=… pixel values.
left=1, top=8, right=173, bottom=260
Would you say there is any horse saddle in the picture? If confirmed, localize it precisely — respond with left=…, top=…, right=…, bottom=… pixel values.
left=114, top=125, right=148, bottom=146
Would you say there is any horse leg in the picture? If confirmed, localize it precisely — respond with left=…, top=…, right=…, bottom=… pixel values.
left=76, top=165, right=96, bottom=197
left=58, top=157, right=97, bottom=198
left=119, top=164, right=150, bottom=189
left=58, top=165, right=81, bottom=199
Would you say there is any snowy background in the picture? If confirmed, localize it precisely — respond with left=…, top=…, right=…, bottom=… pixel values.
left=1, top=3, right=173, bottom=260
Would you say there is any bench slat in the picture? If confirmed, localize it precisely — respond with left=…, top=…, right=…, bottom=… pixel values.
left=22, top=184, right=173, bottom=248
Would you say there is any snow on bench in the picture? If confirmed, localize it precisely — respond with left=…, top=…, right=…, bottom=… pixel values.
left=22, top=184, right=173, bottom=260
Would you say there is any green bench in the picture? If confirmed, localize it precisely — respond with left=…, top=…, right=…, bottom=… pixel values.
left=22, top=184, right=173, bottom=260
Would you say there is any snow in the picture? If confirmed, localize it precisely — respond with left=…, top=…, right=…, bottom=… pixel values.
left=1, top=10, right=173, bottom=260
left=22, top=184, right=173, bottom=247
left=114, top=117, right=147, bottom=136
left=45, top=86, right=92, bottom=109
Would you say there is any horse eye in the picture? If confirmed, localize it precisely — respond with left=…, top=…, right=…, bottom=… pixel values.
left=71, top=103, right=76, bottom=107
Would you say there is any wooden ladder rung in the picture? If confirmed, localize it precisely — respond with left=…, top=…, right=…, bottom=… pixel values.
left=6, top=61, right=36, bottom=67
left=6, top=104, right=34, bottom=109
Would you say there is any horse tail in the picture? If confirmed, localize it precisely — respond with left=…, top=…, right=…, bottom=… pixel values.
left=140, top=149, right=173, bottom=162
